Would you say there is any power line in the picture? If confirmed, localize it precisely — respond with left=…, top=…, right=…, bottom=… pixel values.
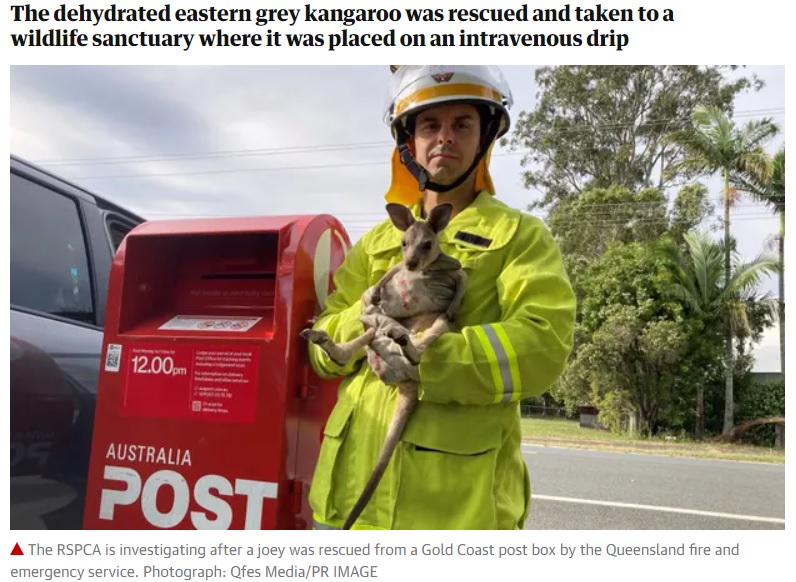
left=523, top=198, right=783, bottom=208
left=142, top=197, right=782, bottom=216
left=32, top=107, right=784, bottom=169
left=512, top=108, right=785, bottom=139
left=35, top=141, right=393, bottom=167
left=143, top=211, right=779, bottom=223
left=141, top=198, right=784, bottom=220
left=68, top=160, right=793, bottom=183
left=72, top=160, right=391, bottom=180
left=143, top=212, right=778, bottom=226
left=548, top=216, right=777, bottom=227
left=66, top=147, right=544, bottom=180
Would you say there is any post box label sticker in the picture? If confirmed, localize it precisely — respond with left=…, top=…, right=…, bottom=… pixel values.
left=104, top=343, right=122, bottom=372
left=159, top=315, right=262, bottom=332
left=121, top=343, right=259, bottom=423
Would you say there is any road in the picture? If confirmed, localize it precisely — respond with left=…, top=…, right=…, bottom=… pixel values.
left=522, top=444, right=785, bottom=530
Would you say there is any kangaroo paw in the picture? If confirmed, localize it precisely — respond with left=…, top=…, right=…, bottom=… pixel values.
left=386, top=327, right=410, bottom=346
left=401, top=341, right=424, bottom=366
left=300, top=329, right=331, bottom=345
left=301, top=330, right=349, bottom=366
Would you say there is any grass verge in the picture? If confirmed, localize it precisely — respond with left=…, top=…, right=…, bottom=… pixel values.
left=521, top=417, right=785, bottom=464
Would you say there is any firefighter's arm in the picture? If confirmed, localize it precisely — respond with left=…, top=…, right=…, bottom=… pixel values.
left=417, top=217, right=576, bottom=405
left=306, top=239, right=371, bottom=379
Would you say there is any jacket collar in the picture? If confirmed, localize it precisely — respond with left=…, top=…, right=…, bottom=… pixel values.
left=365, top=191, right=521, bottom=256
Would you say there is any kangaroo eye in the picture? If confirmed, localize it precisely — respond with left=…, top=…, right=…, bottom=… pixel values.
left=401, top=241, right=407, bottom=247
left=423, top=241, right=432, bottom=250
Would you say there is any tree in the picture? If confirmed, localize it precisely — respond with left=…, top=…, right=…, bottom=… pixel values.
left=552, top=241, right=702, bottom=434
left=548, top=185, right=717, bottom=435
left=549, top=184, right=716, bottom=256
left=504, top=66, right=762, bottom=208
left=658, top=231, right=779, bottom=434
left=665, top=106, right=778, bottom=433
left=548, top=186, right=668, bottom=260
left=547, top=183, right=714, bottom=296
left=732, top=146, right=785, bottom=375
left=668, top=183, right=717, bottom=242
left=565, top=306, right=689, bottom=435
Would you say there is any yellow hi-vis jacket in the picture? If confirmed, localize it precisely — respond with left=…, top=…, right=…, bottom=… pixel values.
left=307, top=191, right=576, bottom=529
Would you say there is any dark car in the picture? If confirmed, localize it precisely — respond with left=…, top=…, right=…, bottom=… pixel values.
left=10, top=154, right=144, bottom=529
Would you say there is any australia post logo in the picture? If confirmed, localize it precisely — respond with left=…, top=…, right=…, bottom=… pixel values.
left=95, top=442, right=278, bottom=529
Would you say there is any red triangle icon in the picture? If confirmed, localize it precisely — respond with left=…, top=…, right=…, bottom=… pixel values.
left=11, top=543, right=24, bottom=556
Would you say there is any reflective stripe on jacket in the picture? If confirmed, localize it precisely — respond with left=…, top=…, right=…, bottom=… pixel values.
left=307, top=191, right=576, bottom=529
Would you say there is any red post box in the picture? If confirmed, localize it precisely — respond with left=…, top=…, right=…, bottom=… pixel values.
left=83, top=215, right=349, bottom=529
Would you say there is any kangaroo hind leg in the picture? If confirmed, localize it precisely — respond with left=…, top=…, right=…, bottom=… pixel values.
left=301, top=328, right=376, bottom=366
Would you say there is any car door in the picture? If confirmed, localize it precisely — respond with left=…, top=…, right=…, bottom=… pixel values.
left=10, top=169, right=116, bottom=529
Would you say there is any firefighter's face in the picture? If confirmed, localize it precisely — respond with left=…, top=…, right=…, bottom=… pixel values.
left=410, top=103, right=481, bottom=186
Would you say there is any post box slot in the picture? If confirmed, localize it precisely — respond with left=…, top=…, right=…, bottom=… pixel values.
left=118, top=232, right=279, bottom=335
left=201, top=273, right=276, bottom=280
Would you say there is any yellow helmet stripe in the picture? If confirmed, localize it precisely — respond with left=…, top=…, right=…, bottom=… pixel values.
left=395, top=83, right=502, bottom=118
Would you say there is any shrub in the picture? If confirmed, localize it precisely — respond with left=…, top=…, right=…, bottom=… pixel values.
left=735, top=379, right=785, bottom=446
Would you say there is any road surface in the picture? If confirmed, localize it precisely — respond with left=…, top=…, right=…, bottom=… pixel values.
left=522, top=444, right=785, bottom=529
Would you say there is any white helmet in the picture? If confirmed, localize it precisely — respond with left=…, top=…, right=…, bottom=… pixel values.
left=383, top=66, right=513, bottom=197
left=384, top=65, right=513, bottom=139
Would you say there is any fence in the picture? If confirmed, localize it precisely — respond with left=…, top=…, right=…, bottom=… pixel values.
left=520, top=405, right=574, bottom=419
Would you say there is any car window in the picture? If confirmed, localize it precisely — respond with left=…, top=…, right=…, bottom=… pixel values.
left=10, top=173, right=95, bottom=324
left=106, top=216, right=135, bottom=251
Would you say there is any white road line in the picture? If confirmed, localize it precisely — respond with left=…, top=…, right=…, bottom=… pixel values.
left=533, top=494, right=785, bottom=524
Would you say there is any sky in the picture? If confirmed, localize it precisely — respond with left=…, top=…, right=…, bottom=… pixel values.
left=9, top=65, right=785, bottom=371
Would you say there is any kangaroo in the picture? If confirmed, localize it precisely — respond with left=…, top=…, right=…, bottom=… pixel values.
left=301, top=202, right=467, bottom=530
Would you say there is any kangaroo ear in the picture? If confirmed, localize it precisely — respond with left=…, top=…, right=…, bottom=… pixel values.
left=426, top=203, right=453, bottom=233
left=386, top=203, right=415, bottom=232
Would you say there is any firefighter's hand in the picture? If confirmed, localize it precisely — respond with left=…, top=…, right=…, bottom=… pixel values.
left=366, top=333, right=419, bottom=385
left=361, top=313, right=423, bottom=364
left=360, top=313, right=409, bottom=342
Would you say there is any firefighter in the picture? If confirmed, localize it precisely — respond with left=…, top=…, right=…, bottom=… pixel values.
left=306, top=65, right=576, bottom=529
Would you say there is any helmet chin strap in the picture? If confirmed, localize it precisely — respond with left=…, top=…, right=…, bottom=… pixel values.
left=395, top=115, right=501, bottom=194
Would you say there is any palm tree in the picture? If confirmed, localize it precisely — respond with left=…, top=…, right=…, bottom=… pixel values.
left=732, top=146, right=785, bottom=376
left=667, top=105, right=779, bottom=433
left=659, top=232, right=779, bottom=437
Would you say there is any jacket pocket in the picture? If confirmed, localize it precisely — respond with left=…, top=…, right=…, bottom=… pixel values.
left=308, top=401, right=354, bottom=522
left=392, top=404, right=501, bottom=529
